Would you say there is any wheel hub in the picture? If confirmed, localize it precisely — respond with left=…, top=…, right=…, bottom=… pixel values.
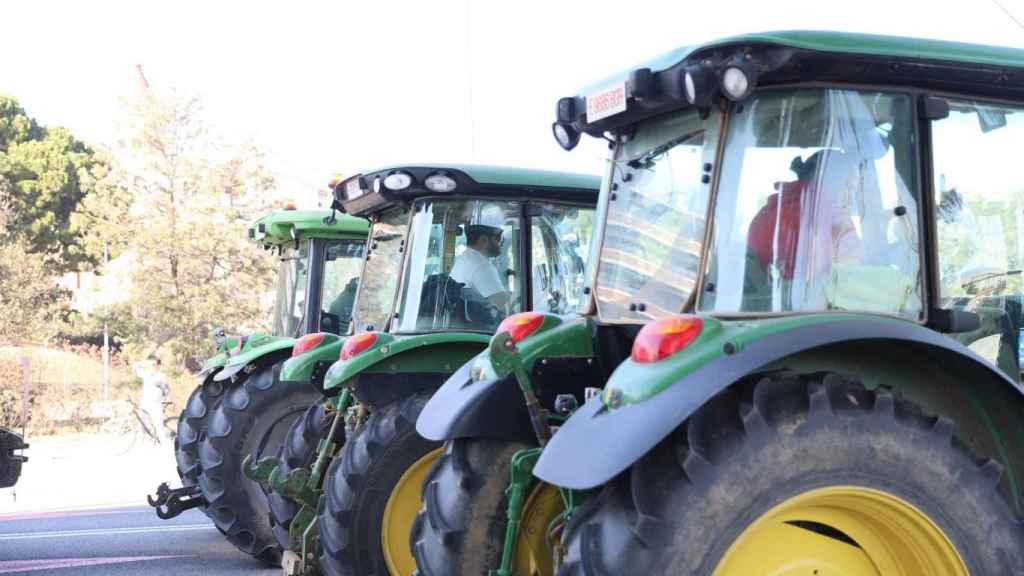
left=381, top=447, right=444, bottom=575
left=714, top=486, right=968, bottom=575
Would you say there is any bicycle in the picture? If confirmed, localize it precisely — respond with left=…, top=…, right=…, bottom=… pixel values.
left=100, top=400, right=178, bottom=453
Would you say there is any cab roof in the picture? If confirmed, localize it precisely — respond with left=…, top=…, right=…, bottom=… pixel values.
left=563, top=30, right=1024, bottom=139
left=249, top=209, right=368, bottom=246
left=335, top=164, right=600, bottom=217
left=366, top=163, right=599, bottom=192
left=581, top=31, right=1024, bottom=95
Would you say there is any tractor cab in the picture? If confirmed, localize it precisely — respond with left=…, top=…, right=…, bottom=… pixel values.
left=202, top=209, right=368, bottom=382
left=337, top=165, right=598, bottom=340
left=256, top=210, right=367, bottom=340
left=547, top=34, right=1024, bottom=382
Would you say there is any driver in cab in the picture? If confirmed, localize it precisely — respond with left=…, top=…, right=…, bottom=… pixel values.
left=450, top=224, right=509, bottom=309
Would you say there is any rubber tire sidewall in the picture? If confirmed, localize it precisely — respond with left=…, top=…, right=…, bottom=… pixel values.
left=319, top=391, right=442, bottom=576
left=268, top=400, right=332, bottom=551
left=176, top=372, right=227, bottom=488
left=198, top=361, right=321, bottom=565
left=411, top=438, right=532, bottom=576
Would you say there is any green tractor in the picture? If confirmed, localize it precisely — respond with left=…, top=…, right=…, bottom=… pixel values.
left=246, top=165, right=599, bottom=576
left=417, top=31, right=1024, bottom=575
left=149, top=206, right=368, bottom=564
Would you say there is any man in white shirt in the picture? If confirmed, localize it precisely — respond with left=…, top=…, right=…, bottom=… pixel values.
left=450, top=224, right=509, bottom=309
left=135, top=358, right=170, bottom=445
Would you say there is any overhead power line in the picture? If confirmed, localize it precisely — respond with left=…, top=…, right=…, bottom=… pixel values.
left=991, top=0, right=1024, bottom=34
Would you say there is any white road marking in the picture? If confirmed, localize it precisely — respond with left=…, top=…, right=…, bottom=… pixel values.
left=0, top=524, right=213, bottom=541
left=0, top=555, right=189, bottom=574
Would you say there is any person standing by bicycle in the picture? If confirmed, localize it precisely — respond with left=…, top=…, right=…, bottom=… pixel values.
left=136, top=357, right=169, bottom=445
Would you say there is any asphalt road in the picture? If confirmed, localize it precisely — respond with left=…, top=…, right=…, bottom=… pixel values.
left=0, top=505, right=278, bottom=575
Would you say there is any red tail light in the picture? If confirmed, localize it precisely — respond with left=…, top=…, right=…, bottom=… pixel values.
left=496, top=312, right=545, bottom=343
left=341, top=332, right=378, bottom=360
left=631, top=315, right=703, bottom=363
left=292, top=333, right=326, bottom=357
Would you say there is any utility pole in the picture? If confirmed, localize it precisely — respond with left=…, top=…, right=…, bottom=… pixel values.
left=463, top=0, right=477, bottom=161
left=135, top=63, right=150, bottom=92
left=102, top=240, right=109, bottom=403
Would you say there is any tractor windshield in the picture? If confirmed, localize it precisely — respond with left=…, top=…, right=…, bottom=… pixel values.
left=272, top=241, right=310, bottom=337
left=700, top=89, right=922, bottom=318
left=393, top=199, right=525, bottom=333
left=350, top=206, right=409, bottom=333
left=593, top=108, right=721, bottom=322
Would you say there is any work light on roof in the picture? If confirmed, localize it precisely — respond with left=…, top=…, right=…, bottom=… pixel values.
left=552, top=122, right=580, bottom=151
left=424, top=173, right=457, bottom=193
left=383, top=171, right=413, bottom=191
left=683, top=65, right=717, bottom=107
left=720, top=60, right=758, bottom=102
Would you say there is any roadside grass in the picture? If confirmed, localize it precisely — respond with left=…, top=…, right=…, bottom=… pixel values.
left=0, top=347, right=193, bottom=435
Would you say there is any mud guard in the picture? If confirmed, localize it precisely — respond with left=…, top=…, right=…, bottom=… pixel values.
left=533, top=318, right=1024, bottom=490
left=213, top=338, right=296, bottom=382
left=213, top=361, right=247, bottom=382
left=416, top=360, right=536, bottom=444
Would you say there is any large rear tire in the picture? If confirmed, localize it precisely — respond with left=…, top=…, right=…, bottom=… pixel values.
left=176, top=374, right=226, bottom=489
left=411, top=438, right=561, bottom=576
left=558, top=372, right=1024, bottom=575
left=318, top=392, right=442, bottom=576
left=268, top=400, right=333, bottom=551
left=198, top=362, right=320, bottom=565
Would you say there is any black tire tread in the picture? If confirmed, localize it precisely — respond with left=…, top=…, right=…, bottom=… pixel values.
left=319, top=391, right=440, bottom=576
left=198, top=360, right=319, bottom=565
left=558, top=372, right=1024, bottom=575
left=175, top=374, right=225, bottom=486
left=268, top=401, right=332, bottom=550
left=410, top=438, right=530, bottom=576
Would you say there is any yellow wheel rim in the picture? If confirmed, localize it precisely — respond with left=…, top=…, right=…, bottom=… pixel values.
left=511, top=482, right=564, bottom=576
left=381, top=447, right=443, bottom=575
left=714, top=486, right=968, bottom=576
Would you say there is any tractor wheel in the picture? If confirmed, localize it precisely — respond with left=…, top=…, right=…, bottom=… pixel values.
left=199, top=362, right=320, bottom=565
left=411, top=438, right=562, bottom=576
left=268, top=400, right=333, bottom=550
left=318, top=392, right=443, bottom=576
left=176, top=374, right=226, bottom=488
left=558, top=372, right=1024, bottom=575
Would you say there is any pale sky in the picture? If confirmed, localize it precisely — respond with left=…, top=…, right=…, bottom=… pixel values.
left=3, top=0, right=1024, bottom=206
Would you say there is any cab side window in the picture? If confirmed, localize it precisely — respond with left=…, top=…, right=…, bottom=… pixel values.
left=530, top=204, right=593, bottom=314
left=933, top=100, right=1024, bottom=380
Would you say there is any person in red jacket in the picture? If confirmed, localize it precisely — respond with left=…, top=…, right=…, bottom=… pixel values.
left=746, top=150, right=862, bottom=305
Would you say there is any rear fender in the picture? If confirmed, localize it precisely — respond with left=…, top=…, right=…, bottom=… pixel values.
left=322, top=332, right=489, bottom=410
left=279, top=334, right=343, bottom=395
left=416, top=315, right=596, bottom=442
left=213, top=337, right=295, bottom=382
left=534, top=315, right=1024, bottom=496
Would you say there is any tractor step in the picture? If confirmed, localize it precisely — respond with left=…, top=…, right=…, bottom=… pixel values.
left=147, top=482, right=205, bottom=519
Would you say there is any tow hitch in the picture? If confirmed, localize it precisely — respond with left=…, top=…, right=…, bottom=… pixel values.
left=0, top=427, right=28, bottom=489
left=147, top=482, right=205, bottom=519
